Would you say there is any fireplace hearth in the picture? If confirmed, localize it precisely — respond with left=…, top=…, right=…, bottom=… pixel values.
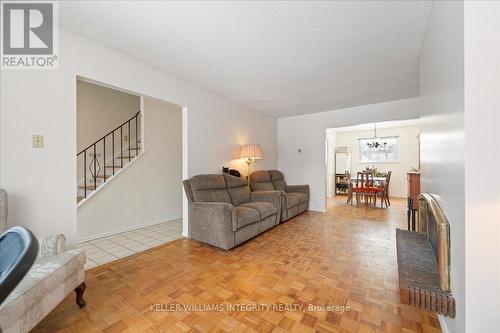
left=396, top=193, right=455, bottom=317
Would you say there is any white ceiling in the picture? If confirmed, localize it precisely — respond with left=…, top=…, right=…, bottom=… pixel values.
left=60, top=1, right=431, bottom=118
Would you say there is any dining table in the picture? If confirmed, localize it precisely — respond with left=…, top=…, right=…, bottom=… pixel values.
left=350, top=176, right=387, bottom=187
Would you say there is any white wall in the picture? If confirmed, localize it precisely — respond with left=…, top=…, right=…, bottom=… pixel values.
left=277, top=97, right=420, bottom=212
left=419, top=2, right=465, bottom=332
left=464, top=2, right=500, bottom=331
left=334, top=125, right=420, bottom=198
left=0, top=29, right=277, bottom=245
left=326, top=129, right=336, bottom=197
left=77, top=97, right=182, bottom=240
left=77, top=80, right=140, bottom=151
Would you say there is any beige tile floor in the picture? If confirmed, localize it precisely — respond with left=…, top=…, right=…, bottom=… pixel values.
left=78, top=219, right=183, bottom=270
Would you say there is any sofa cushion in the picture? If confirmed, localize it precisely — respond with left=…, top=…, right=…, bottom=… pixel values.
left=252, top=182, right=274, bottom=191
left=240, top=201, right=277, bottom=220
left=269, top=170, right=286, bottom=191
left=190, top=174, right=226, bottom=190
left=233, top=206, right=260, bottom=230
left=269, top=170, right=284, bottom=180
left=272, top=180, right=286, bottom=192
left=249, top=171, right=275, bottom=191
left=190, top=174, right=232, bottom=203
left=250, top=170, right=271, bottom=183
left=192, top=189, right=232, bottom=203
left=223, top=173, right=247, bottom=187
left=288, top=192, right=308, bottom=204
left=0, top=249, right=86, bottom=330
left=224, top=174, right=251, bottom=206
left=286, top=194, right=300, bottom=208
left=228, top=187, right=251, bottom=206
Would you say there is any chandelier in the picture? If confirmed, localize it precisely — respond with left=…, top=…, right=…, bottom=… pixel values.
left=366, top=124, right=388, bottom=149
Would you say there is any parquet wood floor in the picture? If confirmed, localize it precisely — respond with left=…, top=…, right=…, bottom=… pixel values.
left=33, top=197, right=441, bottom=333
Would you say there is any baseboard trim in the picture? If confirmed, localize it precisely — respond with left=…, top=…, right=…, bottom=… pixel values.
left=438, top=315, right=450, bottom=333
left=76, top=217, right=182, bottom=243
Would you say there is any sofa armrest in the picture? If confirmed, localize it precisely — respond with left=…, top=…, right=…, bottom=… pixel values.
left=251, top=190, right=282, bottom=220
left=189, top=202, right=235, bottom=250
left=286, top=184, right=310, bottom=197
left=40, top=234, right=66, bottom=257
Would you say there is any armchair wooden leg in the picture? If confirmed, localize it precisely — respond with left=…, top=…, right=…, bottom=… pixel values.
left=75, top=282, right=87, bottom=308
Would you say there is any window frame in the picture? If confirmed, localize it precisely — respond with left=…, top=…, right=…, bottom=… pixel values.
left=358, top=135, right=399, bottom=163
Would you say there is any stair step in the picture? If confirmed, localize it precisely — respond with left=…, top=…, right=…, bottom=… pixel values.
left=78, top=185, right=97, bottom=191
left=116, top=156, right=135, bottom=159
left=84, top=175, right=107, bottom=180
left=128, top=147, right=141, bottom=151
left=105, top=165, right=122, bottom=169
left=93, top=175, right=117, bottom=180
left=77, top=196, right=85, bottom=203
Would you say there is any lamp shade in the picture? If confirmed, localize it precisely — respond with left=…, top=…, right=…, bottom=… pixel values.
left=240, top=144, right=263, bottom=159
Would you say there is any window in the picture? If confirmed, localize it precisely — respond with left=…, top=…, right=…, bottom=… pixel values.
left=358, top=136, right=398, bottom=163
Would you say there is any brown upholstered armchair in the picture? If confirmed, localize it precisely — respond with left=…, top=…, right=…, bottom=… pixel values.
left=249, top=170, right=309, bottom=222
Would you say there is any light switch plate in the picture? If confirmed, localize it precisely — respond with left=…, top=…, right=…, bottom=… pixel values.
left=32, top=135, right=44, bottom=148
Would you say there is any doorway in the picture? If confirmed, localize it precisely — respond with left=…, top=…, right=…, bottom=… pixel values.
left=75, top=78, right=185, bottom=269
left=326, top=119, right=420, bottom=208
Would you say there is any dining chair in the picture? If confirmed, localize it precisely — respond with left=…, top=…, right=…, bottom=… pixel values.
left=364, top=171, right=378, bottom=206
left=378, top=171, right=392, bottom=207
left=353, top=172, right=380, bottom=207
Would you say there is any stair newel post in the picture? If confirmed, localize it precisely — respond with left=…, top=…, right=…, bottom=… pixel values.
left=93, top=144, right=97, bottom=191
left=128, top=120, right=131, bottom=163
left=83, top=151, right=87, bottom=199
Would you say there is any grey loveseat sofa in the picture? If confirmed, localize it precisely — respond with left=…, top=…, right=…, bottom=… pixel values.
left=249, top=170, right=309, bottom=222
left=183, top=174, right=281, bottom=250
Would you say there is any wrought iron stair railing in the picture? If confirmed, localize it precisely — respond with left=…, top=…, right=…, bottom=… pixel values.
left=77, top=111, right=142, bottom=203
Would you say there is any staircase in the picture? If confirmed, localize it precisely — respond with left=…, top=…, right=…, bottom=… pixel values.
left=77, top=111, right=142, bottom=204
